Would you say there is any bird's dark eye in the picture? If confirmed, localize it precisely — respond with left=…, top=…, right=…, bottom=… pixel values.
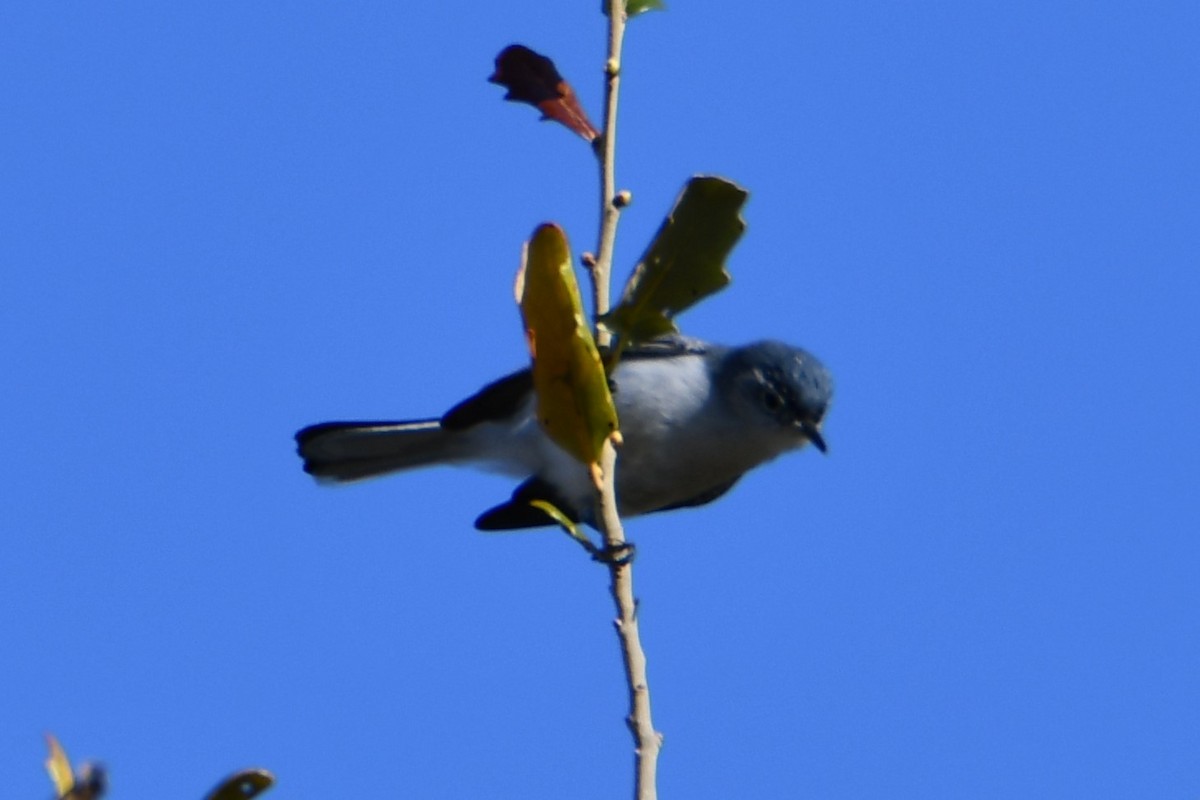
left=761, top=388, right=784, bottom=412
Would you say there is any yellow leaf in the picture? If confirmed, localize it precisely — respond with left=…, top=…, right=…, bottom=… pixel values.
left=516, top=224, right=619, bottom=468
left=44, top=733, right=75, bottom=798
left=530, top=499, right=583, bottom=536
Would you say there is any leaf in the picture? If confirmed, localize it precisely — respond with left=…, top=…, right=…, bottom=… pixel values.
left=530, top=499, right=623, bottom=559
left=43, top=735, right=106, bottom=800
left=600, top=176, right=748, bottom=345
left=529, top=499, right=601, bottom=552
left=516, top=224, right=618, bottom=472
left=529, top=499, right=581, bottom=532
left=45, top=734, right=75, bottom=798
left=625, top=0, right=666, bottom=16
left=604, top=0, right=665, bottom=16
left=489, top=45, right=599, bottom=142
left=205, top=769, right=274, bottom=800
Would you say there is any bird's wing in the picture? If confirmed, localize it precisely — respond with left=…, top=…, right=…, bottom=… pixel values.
left=440, top=369, right=533, bottom=430
left=619, top=335, right=709, bottom=362
left=654, top=476, right=742, bottom=513
left=439, top=337, right=707, bottom=431
left=474, top=477, right=581, bottom=530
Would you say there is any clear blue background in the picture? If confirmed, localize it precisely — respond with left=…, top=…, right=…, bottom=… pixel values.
left=3, top=2, right=1197, bottom=798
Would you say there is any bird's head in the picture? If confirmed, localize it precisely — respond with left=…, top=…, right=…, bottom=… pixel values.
left=718, top=341, right=833, bottom=453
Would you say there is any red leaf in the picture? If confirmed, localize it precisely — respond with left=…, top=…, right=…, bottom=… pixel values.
left=489, top=45, right=599, bottom=142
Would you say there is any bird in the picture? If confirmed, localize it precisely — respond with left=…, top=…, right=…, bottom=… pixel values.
left=295, top=336, right=833, bottom=530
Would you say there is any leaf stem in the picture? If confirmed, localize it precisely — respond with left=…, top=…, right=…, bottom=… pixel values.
left=589, top=4, right=661, bottom=799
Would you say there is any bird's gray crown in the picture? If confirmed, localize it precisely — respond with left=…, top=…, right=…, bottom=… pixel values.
left=717, top=340, right=833, bottom=430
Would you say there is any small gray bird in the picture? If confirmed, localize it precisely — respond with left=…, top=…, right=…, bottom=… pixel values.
left=296, top=337, right=832, bottom=529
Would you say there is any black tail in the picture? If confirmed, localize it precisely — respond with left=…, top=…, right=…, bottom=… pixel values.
left=296, top=420, right=467, bottom=482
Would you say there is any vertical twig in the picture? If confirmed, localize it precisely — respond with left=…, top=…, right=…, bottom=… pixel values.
left=590, top=12, right=624, bottom=344
left=587, top=3, right=662, bottom=799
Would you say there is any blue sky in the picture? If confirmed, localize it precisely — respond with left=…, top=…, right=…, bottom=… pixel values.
left=3, top=2, right=1197, bottom=798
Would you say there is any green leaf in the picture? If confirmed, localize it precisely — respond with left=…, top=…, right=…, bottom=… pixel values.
left=529, top=499, right=602, bottom=555
left=626, top=0, right=666, bottom=16
left=600, top=176, right=748, bottom=345
left=605, top=0, right=665, bottom=16
left=516, top=224, right=619, bottom=474
left=205, top=769, right=274, bottom=800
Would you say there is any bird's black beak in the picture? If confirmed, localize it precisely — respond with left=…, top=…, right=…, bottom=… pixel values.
left=799, top=420, right=828, bottom=454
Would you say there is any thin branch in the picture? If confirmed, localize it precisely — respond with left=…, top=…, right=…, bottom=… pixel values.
left=588, top=3, right=662, bottom=799
left=598, top=441, right=661, bottom=800
left=589, top=9, right=626, bottom=343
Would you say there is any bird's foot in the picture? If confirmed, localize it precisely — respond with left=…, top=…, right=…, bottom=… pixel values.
left=593, top=541, right=636, bottom=566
